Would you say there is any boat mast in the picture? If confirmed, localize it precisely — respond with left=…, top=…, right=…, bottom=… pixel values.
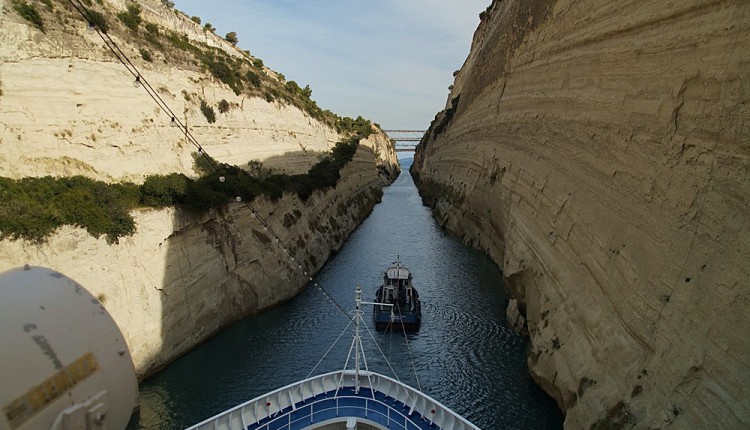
left=351, top=285, right=393, bottom=394
left=354, top=285, right=363, bottom=393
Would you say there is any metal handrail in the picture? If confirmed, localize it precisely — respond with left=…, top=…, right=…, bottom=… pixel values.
left=186, top=369, right=480, bottom=430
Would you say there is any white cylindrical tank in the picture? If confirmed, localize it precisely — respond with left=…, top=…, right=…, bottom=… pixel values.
left=0, top=266, right=137, bottom=430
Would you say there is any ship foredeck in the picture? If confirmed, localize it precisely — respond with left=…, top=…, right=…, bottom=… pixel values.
left=186, top=370, right=479, bottom=430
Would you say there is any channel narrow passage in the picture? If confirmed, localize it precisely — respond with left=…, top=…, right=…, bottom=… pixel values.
left=128, top=157, right=563, bottom=429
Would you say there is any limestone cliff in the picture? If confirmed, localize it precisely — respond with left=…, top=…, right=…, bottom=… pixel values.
left=412, top=0, right=749, bottom=428
left=0, top=0, right=399, bottom=378
left=0, top=0, right=348, bottom=180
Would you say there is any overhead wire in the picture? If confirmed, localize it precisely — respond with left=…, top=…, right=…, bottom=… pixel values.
left=398, top=303, right=422, bottom=392
left=66, top=0, right=354, bottom=324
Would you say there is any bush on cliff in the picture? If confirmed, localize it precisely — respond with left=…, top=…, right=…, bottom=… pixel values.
left=200, top=100, right=216, bottom=123
left=117, top=3, right=142, bottom=32
left=218, top=99, right=230, bottom=114
left=13, top=1, right=44, bottom=32
left=86, top=9, right=109, bottom=33
left=0, top=176, right=138, bottom=243
left=336, top=116, right=372, bottom=139
left=140, top=173, right=188, bottom=207
left=0, top=138, right=361, bottom=242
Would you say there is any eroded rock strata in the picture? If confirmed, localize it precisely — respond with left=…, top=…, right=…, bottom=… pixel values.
left=0, top=0, right=399, bottom=378
left=413, top=0, right=749, bottom=428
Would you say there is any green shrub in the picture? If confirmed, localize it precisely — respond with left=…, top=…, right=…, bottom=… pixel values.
left=252, top=58, right=263, bottom=68
left=145, top=22, right=158, bottom=34
left=117, top=3, right=141, bottom=32
left=140, top=48, right=152, bottom=62
left=200, top=100, right=216, bottom=123
left=218, top=99, right=229, bottom=114
left=86, top=9, right=109, bottom=33
left=336, top=116, right=372, bottom=139
left=225, top=31, right=238, bottom=46
left=181, top=180, right=227, bottom=211
left=192, top=151, right=218, bottom=175
left=190, top=16, right=201, bottom=24
left=203, top=22, right=215, bottom=32
left=13, top=1, right=44, bottom=31
left=0, top=176, right=139, bottom=243
left=245, top=70, right=261, bottom=87
left=285, top=80, right=301, bottom=95
left=0, top=137, right=361, bottom=242
left=140, top=173, right=187, bottom=207
left=165, top=31, right=198, bottom=53
left=204, top=57, right=242, bottom=95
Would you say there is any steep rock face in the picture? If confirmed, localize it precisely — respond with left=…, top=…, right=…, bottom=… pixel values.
left=0, top=144, right=394, bottom=378
left=0, top=0, right=341, bottom=181
left=0, top=0, right=400, bottom=377
left=413, top=0, right=749, bottom=428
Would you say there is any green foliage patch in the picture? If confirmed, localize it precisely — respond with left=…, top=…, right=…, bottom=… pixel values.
left=13, top=1, right=44, bottom=31
left=105, top=7, right=378, bottom=137
left=140, top=48, right=152, bottom=62
left=0, top=139, right=361, bottom=243
left=245, top=70, right=261, bottom=88
left=117, top=3, right=141, bottom=32
left=218, top=99, right=230, bottom=114
left=200, top=100, right=216, bottom=123
left=225, top=31, right=238, bottom=46
left=0, top=176, right=138, bottom=243
left=86, top=9, right=109, bottom=33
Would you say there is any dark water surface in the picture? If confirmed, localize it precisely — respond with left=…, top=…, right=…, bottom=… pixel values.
left=129, top=158, right=563, bottom=429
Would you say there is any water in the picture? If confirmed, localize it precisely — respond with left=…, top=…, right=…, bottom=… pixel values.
left=128, top=157, right=563, bottom=429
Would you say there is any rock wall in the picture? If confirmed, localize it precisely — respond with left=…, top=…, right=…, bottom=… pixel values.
left=0, top=0, right=400, bottom=378
left=0, top=0, right=340, bottom=181
left=412, top=0, right=749, bottom=428
left=0, top=144, right=394, bottom=378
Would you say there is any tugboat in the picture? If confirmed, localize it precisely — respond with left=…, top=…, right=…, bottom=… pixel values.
left=373, top=258, right=422, bottom=331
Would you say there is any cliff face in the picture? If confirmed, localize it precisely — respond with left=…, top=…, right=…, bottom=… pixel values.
left=0, top=143, right=393, bottom=377
left=0, top=0, right=399, bottom=377
left=0, top=0, right=342, bottom=181
left=413, top=0, right=749, bottom=428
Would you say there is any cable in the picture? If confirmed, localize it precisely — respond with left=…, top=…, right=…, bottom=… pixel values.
left=398, top=303, right=422, bottom=392
left=302, top=318, right=353, bottom=381
left=66, top=0, right=355, bottom=325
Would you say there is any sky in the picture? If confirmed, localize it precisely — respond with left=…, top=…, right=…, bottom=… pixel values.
left=173, top=0, right=490, bottom=131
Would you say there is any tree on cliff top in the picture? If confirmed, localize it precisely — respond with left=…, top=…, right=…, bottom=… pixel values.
left=225, top=31, right=238, bottom=46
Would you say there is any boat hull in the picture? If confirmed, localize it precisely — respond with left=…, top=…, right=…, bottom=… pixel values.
left=373, top=308, right=421, bottom=331
left=185, top=370, right=480, bottom=430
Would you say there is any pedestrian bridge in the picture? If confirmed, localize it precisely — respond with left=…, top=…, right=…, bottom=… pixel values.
left=383, top=130, right=425, bottom=152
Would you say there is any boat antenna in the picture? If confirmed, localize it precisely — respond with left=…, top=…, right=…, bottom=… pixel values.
left=354, top=286, right=363, bottom=392
left=341, top=285, right=375, bottom=394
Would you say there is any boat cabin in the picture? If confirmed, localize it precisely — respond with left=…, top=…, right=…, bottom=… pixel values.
left=382, top=264, right=416, bottom=308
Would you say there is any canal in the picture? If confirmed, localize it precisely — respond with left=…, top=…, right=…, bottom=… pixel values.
left=128, top=156, right=563, bottom=429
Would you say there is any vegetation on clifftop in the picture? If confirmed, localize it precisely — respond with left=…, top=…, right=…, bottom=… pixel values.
left=0, top=138, right=361, bottom=243
left=9, top=0, right=378, bottom=138
left=2, top=0, right=381, bottom=243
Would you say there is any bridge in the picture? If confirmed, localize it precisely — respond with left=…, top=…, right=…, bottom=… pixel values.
left=383, top=130, right=426, bottom=152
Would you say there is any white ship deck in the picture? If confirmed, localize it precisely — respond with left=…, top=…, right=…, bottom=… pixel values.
left=186, top=369, right=479, bottom=430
